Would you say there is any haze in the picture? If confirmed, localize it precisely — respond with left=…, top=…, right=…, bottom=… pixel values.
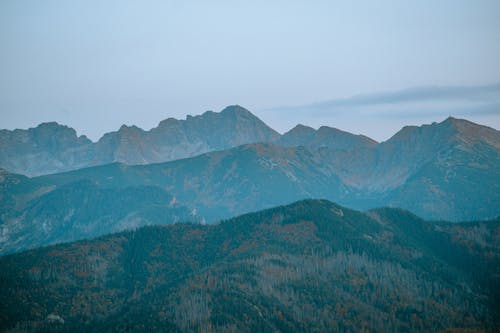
left=1, top=0, right=499, bottom=142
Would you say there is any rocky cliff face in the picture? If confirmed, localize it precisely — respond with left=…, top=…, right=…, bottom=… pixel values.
left=93, top=105, right=281, bottom=167
left=0, top=122, right=93, bottom=176
left=325, top=117, right=500, bottom=191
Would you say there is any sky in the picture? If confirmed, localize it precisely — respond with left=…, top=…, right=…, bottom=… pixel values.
left=1, top=0, right=499, bottom=142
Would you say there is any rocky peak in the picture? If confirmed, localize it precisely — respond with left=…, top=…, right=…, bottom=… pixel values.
left=117, top=124, right=144, bottom=135
left=35, top=121, right=64, bottom=130
left=285, top=124, right=316, bottom=136
left=315, top=126, right=348, bottom=138
left=157, top=117, right=179, bottom=129
left=386, top=117, right=500, bottom=151
left=32, top=122, right=71, bottom=136
left=29, top=122, right=91, bottom=148
left=280, top=124, right=376, bottom=150
left=443, top=116, right=500, bottom=149
left=385, top=125, right=419, bottom=143
left=99, top=124, right=143, bottom=142
left=220, top=105, right=253, bottom=117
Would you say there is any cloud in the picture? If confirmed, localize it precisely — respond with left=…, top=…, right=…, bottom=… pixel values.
left=265, top=82, right=500, bottom=116
left=373, top=103, right=500, bottom=119
left=311, top=82, right=500, bottom=109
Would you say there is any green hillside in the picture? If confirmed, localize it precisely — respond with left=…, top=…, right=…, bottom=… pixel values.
left=1, top=200, right=498, bottom=332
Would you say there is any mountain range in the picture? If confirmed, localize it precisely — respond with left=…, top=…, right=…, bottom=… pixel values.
left=0, top=105, right=392, bottom=178
left=0, top=106, right=280, bottom=177
left=1, top=199, right=498, bottom=332
left=0, top=106, right=499, bottom=254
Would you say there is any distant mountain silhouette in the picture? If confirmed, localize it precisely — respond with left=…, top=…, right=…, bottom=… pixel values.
left=278, top=124, right=377, bottom=150
left=0, top=105, right=280, bottom=176
left=0, top=122, right=93, bottom=176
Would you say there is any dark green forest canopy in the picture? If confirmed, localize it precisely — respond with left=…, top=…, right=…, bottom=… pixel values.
left=1, top=199, right=499, bottom=332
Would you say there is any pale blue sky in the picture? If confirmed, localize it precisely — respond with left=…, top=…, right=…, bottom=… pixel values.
left=1, top=0, right=499, bottom=141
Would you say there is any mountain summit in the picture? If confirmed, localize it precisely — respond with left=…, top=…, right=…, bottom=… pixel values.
left=0, top=122, right=93, bottom=176
left=278, top=124, right=377, bottom=150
